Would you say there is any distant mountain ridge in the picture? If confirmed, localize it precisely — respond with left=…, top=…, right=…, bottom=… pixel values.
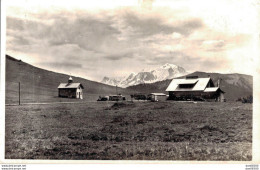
left=126, top=71, right=253, bottom=101
left=101, top=63, right=188, bottom=88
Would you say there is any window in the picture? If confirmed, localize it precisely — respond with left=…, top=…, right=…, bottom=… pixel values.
left=179, top=84, right=195, bottom=88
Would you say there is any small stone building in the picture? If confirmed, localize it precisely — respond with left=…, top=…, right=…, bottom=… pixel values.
left=148, top=93, right=167, bottom=102
left=58, top=77, right=84, bottom=99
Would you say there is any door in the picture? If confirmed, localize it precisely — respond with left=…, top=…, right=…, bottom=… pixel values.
left=79, top=92, right=83, bottom=99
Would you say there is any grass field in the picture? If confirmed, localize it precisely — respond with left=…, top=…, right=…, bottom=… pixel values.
left=5, top=101, right=252, bottom=160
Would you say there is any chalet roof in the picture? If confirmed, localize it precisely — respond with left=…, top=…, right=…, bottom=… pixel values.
left=178, top=79, right=198, bottom=84
left=58, top=83, right=84, bottom=89
left=150, top=93, right=167, bottom=96
left=204, top=87, right=219, bottom=92
left=204, top=87, right=225, bottom=93
left=166, top=77, right=211, bottom=92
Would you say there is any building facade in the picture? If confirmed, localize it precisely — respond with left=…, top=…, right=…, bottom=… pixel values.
left=58, top=77, right=84, bottom=99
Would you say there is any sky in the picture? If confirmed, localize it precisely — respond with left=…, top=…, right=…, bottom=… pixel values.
left=5, top=0, right=260, bottom=81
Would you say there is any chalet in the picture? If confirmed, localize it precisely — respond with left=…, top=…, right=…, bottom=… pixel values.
left=166, top=76, right=225, bottom=102
left=58, top=77, right=84, bottom=99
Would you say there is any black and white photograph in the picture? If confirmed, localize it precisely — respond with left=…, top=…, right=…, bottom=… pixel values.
left=1, top=0, right=260, bottom=165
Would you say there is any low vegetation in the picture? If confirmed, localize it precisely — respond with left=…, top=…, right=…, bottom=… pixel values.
left=5, top=101, right=252, bottom=160
left=237, top=95, right=253, bottom=104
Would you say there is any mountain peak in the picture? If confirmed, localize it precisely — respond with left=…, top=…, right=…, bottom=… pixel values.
left=101, top=63, right=188, bottom=88
left=161, top=63, right=177, bottom=69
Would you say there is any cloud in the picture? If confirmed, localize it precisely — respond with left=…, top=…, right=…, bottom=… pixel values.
left=7, top=34, right=31, bottom=46
left=7, top=14, right=121, bottom=52
left=145, top=51, right=201, bottom=66
left=201, top=40, right=225, bottom=52
left=7, top=17, right=51, bottom=39
left=47, top=16, right=122, bottom=52
left=40, top=62, right=82, bottom=68
left=6, top=9, right=204, bottom=56
left=178, top=19, right=204, bottom=35
left=139, top=0, right=155, bottom=9
left=6, top=17, right=26, bottom=31
left=197, top=33, right=250, bottom=53
left=121, top=11, right=203, bottom=37
left=6, top=5, right=254, bottom=80
left=105, top=52, right=134, bottom=61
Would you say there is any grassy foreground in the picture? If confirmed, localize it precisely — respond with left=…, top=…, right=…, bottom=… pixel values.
left=5, top=101, right=252, bottom=160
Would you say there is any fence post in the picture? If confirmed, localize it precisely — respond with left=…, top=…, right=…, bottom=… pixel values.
left=19, top=82, right=20, bottom=105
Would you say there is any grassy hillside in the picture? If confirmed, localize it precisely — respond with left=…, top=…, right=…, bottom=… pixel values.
left=5, top=55, right=133, bottom=104
left=127, top=71, right=253, bottom=101
left=5, top=101, right=252, bottom=160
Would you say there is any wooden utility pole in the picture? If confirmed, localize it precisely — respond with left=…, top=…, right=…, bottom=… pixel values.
left=116, top=85, right=118, bottom=103
left=19, top=82, right=20, bottom=105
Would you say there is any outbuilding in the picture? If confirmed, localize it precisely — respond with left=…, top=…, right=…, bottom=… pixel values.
left=148, top=93, right=167, bottom=102
left=58, top=77, right=84, bottom=99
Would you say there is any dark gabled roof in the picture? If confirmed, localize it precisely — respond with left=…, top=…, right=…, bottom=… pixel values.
left=58, top=83, right=84, bottom=89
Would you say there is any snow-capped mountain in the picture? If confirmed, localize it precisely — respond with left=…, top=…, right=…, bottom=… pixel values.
left=101, top=76, right=125, bottom=87
left=101, top=63, right=188, bottom=88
